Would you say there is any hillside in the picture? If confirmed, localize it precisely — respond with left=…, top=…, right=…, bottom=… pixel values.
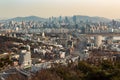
left=6, top=61, right=120, bottom=80
left=1, top=16, right=47, bottom=22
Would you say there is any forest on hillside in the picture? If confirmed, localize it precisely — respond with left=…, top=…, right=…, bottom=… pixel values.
left=6, top=61, right=120, bottom=80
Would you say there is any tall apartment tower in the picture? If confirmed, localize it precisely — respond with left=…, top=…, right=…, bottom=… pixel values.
left=19, top=45, right=31, bottom=67
left=95, top=35, right=103, bottom=48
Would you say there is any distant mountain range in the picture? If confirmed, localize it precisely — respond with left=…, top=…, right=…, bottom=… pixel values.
left=72, top=15, right=111, bottom=22
left=0, top=15, right=111, bottom=22
left=0, top=16, right=47, bottom=22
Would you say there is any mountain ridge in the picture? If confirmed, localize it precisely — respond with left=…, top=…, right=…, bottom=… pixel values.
left=0, top=16, right=47, bottom=22
left=0, top=15, right=111, bottom=22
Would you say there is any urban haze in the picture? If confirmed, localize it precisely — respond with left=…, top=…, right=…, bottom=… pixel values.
left=0, top=0, right=120, bottom=80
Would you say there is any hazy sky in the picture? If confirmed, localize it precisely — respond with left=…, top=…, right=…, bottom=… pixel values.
left=0, top=0, right=120, bottom=19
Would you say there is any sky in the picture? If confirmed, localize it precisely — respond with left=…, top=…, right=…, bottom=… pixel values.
left=0, top=0, right=120, bottom=19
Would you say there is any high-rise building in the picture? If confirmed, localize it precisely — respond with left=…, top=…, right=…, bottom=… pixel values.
left=19, top=45, right=31, bottom=67
left=94, top=35, right=103, bottom=48
left=42, top=32, right=45, bottom=38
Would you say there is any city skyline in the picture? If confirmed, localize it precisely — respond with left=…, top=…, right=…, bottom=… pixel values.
left=0, top=0, right=120, bottom=19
